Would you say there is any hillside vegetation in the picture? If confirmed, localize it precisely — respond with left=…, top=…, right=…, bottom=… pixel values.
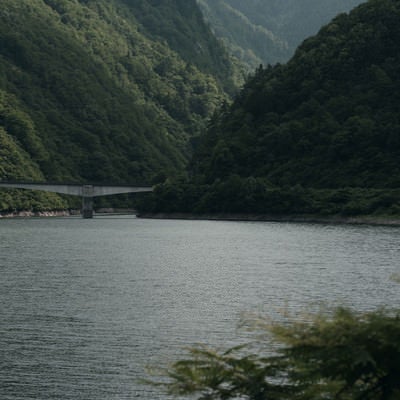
left=141, top=0, right=400, bottom=217
left=198, top=0, right=364, bottom=69
left=0, top=0, right=238, bottom=211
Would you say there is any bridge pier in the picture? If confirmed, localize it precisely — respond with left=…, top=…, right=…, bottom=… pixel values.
left=82, top=185, right=94, bottom=218
left=82, top=196, right=94, bottom=218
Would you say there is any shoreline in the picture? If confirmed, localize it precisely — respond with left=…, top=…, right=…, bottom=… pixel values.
left=137, top=212, right=400, bottom=226
left=0, top=210, right=77, bottom=218
left=2, top=210, right=399, bottom=226
left=0, top=208, right=137, bottom=218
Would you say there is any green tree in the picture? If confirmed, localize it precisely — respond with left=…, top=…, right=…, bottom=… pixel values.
left=152, top=306, right=400, bottom=399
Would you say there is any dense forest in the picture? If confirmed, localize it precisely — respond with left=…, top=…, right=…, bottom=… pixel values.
left=197, top=0, right=364, bottom=69
left=140, top=0, right=400, bottom=217
left=0, top=0, right=239, bottom=212
left=2, top=0, right=400, bottom=217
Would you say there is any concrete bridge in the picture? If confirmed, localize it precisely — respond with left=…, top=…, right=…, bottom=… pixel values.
left=0, top=182, right=153, bottom=218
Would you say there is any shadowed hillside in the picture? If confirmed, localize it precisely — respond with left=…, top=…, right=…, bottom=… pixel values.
left=140, top=0, right=400, bottom=217
left=198, top=0, right=364, bottom=69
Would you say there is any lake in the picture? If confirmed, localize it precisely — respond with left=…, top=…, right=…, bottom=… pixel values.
left=1, top=216, right=399, bottom=399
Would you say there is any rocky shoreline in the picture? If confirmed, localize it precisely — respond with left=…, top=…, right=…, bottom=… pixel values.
left=0, top=208, right=137, bottom=218
left=137, top=212, right=400, bottom=226
left=0, top=210, right=77, bottom=218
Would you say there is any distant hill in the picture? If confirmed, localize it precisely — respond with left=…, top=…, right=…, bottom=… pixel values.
left=198, top=0, right=364, bottom=69
left=0, top=0, right=239, bottom=211
left=141, top=0, right=400, bottom=217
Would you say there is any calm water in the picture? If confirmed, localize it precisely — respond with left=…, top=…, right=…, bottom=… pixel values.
left=1, top=216, right=399, bottom=399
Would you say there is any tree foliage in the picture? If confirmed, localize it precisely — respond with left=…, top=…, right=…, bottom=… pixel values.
left=153, top=306, right=400, bottom=399
left=138, top=179, right=400, bottom=217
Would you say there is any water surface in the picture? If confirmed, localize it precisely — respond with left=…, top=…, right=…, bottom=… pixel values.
left=1, top=216, right=399, bottom=399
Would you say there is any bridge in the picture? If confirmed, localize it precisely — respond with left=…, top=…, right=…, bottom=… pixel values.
left=0, top=182, right=153, bottom=218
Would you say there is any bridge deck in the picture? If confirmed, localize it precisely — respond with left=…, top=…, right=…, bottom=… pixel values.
left=0, top=182, right=153, bottom=197
left=0, top=182, right=153, bottom=218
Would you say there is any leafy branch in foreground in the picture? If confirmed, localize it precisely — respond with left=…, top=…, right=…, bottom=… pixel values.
left=150, top=307, right=400, bottom=399
left=273, top=307, right=400, bottom=400
left=162, top=345, right=292, bottom=400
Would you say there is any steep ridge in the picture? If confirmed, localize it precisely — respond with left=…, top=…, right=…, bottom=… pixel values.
left=121, top=0, right=238, bottom=93
left=197, top=0, right=290, bottom=68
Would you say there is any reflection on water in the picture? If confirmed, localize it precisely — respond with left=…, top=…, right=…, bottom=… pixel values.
left=1, top=216, right=399, bottom=398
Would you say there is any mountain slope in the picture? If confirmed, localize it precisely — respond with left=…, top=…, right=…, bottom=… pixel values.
left=0, top=0, right=238, bottom=210
left=197, top=0, right=289, bottom=68
left=195, top=0, right=400, bottom=188
left=121, top=0, right=238, bottom=93
left=141, top=0, right=400, bottom=216
left=0, top=0, right=237, bottom=183
left=198, top=0, right=364, bottom=68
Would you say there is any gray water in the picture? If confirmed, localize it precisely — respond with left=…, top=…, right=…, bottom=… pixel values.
left=1, top=216, right=399, bottom=399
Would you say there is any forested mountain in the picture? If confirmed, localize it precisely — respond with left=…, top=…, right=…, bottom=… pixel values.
left=197, top=0, right=364, bottom=69
left=196, top=0, right=400, bottom=188
left=0, top=0, right=239, bottom=211
left=141, top=0, right=400, bottom=217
